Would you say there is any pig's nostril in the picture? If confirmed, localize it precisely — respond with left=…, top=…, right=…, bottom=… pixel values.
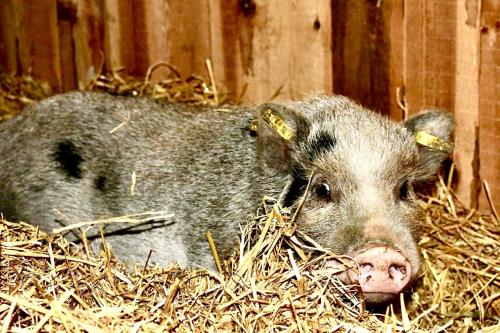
left=389, top=265, right=407, bottom=280
left=360, top=263, right=373, bottom=274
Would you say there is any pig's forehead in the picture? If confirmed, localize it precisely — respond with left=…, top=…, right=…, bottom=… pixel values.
left=304, top=108, right=418, bottom=174
left=307, top=107, right=413, bottom=148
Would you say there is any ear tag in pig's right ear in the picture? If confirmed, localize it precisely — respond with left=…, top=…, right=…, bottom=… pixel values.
left=415, top=131, right=454, bottom=153
left=262, top=109, right=294, bottom=140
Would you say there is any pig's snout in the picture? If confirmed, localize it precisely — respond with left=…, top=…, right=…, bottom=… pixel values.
left=348, top=246, right=412, bottom=303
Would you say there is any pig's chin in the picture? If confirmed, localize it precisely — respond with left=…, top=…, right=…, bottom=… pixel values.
left=362, top=292, right=398, bottom=305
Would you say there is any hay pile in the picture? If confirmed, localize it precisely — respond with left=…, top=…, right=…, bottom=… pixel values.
left=0, top=72, right=53, bottom=121
left=0, top=70, right=499, bottom=332
left=0, top=61, right=227, bottom=121
left=1, top=183, right=498, bottom=332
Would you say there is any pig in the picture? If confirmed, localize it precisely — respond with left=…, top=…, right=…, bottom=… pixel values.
left=0, top=91, right=453, bottom=304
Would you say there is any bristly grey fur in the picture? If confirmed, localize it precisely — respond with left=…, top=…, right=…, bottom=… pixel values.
left=0, top=92, right=453, bottom=283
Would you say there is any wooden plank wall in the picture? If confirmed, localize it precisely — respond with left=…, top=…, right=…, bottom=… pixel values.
left=332, top=0, right=404, bottom=119
left=0, top=0, right=497, bottom=211
left=402, top=0, right=499, bottom=210
left=478, top=0, right=499, bottom=210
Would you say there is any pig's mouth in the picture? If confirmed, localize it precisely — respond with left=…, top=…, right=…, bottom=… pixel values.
left=325, top=245, right=414, bottom=305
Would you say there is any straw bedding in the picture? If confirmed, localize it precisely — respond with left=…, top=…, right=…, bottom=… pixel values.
left=0, top=69, right=498, bottom=332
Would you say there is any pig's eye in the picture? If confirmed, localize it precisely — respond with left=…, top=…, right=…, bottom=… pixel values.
left=315, top=182, right=331, bottom=199
left=399, top=180, right=410, bottom=200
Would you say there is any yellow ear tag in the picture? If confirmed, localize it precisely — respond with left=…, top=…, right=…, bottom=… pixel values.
left=415, top=131, right=454, bottom=153
left=262, top=109, right=295, bottom=140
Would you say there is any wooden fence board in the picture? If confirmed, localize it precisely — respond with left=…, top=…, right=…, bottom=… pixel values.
left=404, top=0, right=483, bottom=209
left=102, top=0, right=135, bottom=73
left=57, top=0, right=78, bottom=91
left=138, top=0, right=169, bottom=78
left=478, top=0, right=500, bottom=209
left=387, top=0, right=405, bottom=121
left=14, top=0, right=62, bottom=90
left=453, top=0, right=481, bottom=209
left=72, top=0, right=104, bottom=88
left=162, top=0, right=211, bottom=78
left=332, top=0, right=404, bottom=119
left=212, top=0, right=332, bottom=102
left=0, top=0, right=18, bottom=74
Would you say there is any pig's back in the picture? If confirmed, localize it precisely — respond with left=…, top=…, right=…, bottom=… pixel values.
left=0, top=91, right=285, bottom=267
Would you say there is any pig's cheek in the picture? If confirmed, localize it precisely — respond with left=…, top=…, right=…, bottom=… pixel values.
left=294, top=209, right=327, bottom=238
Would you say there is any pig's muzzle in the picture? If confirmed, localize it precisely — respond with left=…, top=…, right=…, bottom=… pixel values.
left=327, top=245, right=413, bottom=304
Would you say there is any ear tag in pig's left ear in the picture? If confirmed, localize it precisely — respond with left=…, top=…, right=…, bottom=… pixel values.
left=262, top=108, right=294, bottom=140
left=415, top=131, right=454, bottom=153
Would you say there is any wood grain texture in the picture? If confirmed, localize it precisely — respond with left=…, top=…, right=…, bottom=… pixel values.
left=102, top=0, right=135, bottom=73
left=13, top=0, right=62, bottom=90
left=453, top=0, right=481, bottom=209
left=139, top=0, right=169, bottom=78
left=0, top=0, right=18, bottom=74
left=57, top=0, right=78, bottom=91
left=387, top=0, right=404, bottom=121
left=72, top=0, right=104, bottom=88
left=332, top=0, right=400, bottom=117
left=211, top=0, right=332, bottom=103
left=403, top=0, right=499, bottom=211
left=163, top=0, right=211, bottom=78
left=477, top=0, right=499, bottom=210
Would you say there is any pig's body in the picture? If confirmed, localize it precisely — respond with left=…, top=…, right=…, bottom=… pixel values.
left=0, top=91, right=453, bottom=304
left=0, top=92, right=284, bottom=267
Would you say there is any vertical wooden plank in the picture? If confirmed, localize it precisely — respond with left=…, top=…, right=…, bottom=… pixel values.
left=139, top=0, right=169, bottom=79
left=288, top=1, right=332, bottom=99
left=0, top=0, right=18, bottom=74
left=15, top=0, right=62, bottom=90
left=403, top=0, right=425, bottom=114
left=57, top=0, right=78, bottom=91
left=477, top=0, right=500, bottom=210
left=404, top=0, right=457, bottom=113
left=332, top=1, right=390, bottom=116
left=403, top=0, right=499, bottom=210
left=129, top=0, right=149, bottom=76
left=164, top=0, right=211, bottom=78
left=211, top=0, right=332, bottom=103
left=208, top=0, right=243, bottom=98
left=102, top=0, right=135, bottom=73
left=453, top=0, right=481, bottom=209
left=73, top=0, right=105, bottom=88
left=387, top=0, right=405, bottom=121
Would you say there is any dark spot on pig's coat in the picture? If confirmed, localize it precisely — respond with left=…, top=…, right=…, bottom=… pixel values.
left=94, top=175, right=107, bottom=192
left=52, top=140, right=84, bottom=180
left=307, top=131, right=336, bottom=161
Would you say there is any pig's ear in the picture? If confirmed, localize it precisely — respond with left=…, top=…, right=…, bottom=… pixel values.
left=255, top=103, right=310, bottom=172
left=403, top=110, right=454, bottom=180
